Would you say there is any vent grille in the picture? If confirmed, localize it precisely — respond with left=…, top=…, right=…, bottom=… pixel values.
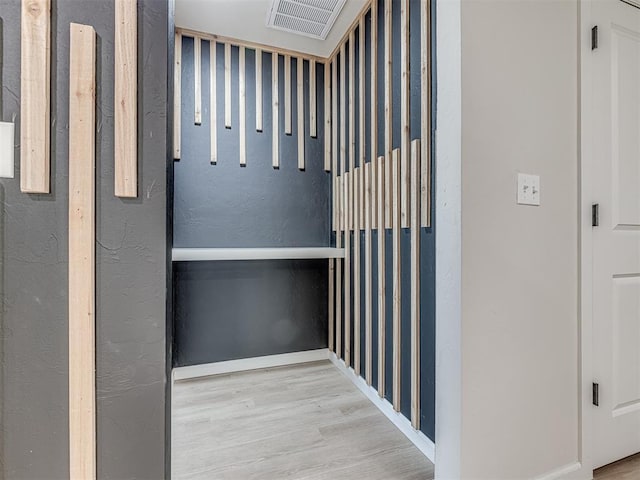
left=266, top=0, right=347, bottom=40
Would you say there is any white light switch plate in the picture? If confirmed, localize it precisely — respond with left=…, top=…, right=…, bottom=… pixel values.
left=0, top=122, right=15, bottom=179
left=517, top=173, right=540, bottom=206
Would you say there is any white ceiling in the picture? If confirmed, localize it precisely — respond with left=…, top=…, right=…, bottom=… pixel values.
left=175, top=0, right=368, bottom=58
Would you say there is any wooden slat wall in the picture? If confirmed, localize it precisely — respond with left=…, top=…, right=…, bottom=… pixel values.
left=174, top=32, right=182, bottom=159
left=353, top=165, right=361, bottom=375
left=318, top=0, right=431, bottom=436
left=410, top=139, right=421, bottom=429
left=68, top=22, right=96, bottom=480
left=210, top=40, right=217, bottom=164
left=391, top=147, right=401, bottom=412
left=114, top=0, right=137, bottom=198
left=21, top=0, right=51, bottom=193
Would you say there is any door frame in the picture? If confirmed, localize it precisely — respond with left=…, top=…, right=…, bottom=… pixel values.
left=579, top=0, right=594, bottom=476
left=576, top=0, right=640, bottom=476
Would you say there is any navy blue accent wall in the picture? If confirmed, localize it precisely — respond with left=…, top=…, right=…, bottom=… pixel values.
left=331, top=0, right=436, bottom=442
left=175, top=40, right=329, bottom=248
left=174, top=37, right=330, bottom=366
left=174, top=260, right=328, bottom=366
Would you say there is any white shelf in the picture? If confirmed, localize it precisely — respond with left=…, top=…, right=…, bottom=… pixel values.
left=172, top=247, right=345, bottom=262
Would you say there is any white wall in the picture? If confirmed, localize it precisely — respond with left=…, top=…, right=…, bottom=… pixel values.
left=454, top=0, right=581, bottom=478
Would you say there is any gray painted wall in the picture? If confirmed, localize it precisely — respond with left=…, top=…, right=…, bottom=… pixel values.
left=0, top=1, right=168, bottom=478
left=173, top=38, right=330, bottom=366
left=174, top=260, right=327, bottom=366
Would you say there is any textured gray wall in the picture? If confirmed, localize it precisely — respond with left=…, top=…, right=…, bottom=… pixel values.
left=0, top=0, right=168, bottom=478
left=174, top=260, right=327, bottom=366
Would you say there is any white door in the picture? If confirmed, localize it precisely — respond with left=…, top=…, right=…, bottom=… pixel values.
left=592, top=0, right=640, bottom=469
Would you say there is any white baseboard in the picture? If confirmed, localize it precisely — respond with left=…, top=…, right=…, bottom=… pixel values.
left=328, top=352, right=436, bottom=464
left=533, top=462, right=583, bottom=480
left=173, top=348, right=330, bottom=381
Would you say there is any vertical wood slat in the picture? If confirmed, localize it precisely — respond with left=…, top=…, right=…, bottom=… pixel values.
left=336, top=174, right=343, bottom=357
left=364, top=161, right=372, bottom=385
left=239, top=46, right=246, bottom=165
left=21, top=0, right=51, bottom=193
left=360, top=153, right=366, bottom=230
left=224, top=43, right=231, bottom=128
left=332, top=59, right=338, bottom=227
left=173, top=32, right=182, bottom=159
left=371, top=152, right=378, bottom=229
left=338, top=43, right=351, bottom=358
left=354, top=166, right=361, bottom=375
left=421, top=0, right=432, bottom=227
left=371, top=0, right=378, bottom=224
left=272, top=53, right=279, bottom=168
left=392, top=147, right=401, bottom=412
left=349, top=31, right=355, bottom=233
left=297, top=57, right=305, bottom=170
left=114, top=0, right=137, bottom=197
left=383, top=0, right=392, bottom=227
left=324, top=62, right=331, bottom=172
left=340, top=44, right=346, bottom=178
left=370, top=0, right=378, bottom=232
left=410, top=139, right=421, bottom=429
left=329, top=258, right=335, bottom=352
left=284, top=55, right=292, bottom=135
left=256, top=48, right=263, bottom=132
left=68, top=22, right=96, bottom=480
left=349, top=30, right=355, bottom=222
left=359, top=17, right=365, bottom=170
left=377, top=154, right=386, bottom=397
left=400, top=0, right=410, bottom=227
left=344, top=170, right=351, bottom=365
left=194, top=36, right=202, bottom=125
left=401, top=138, right=411, bottom=229
left=310, top=59, right=317, bottom=138
left=210, top=40, right=217, bottom=164
left=385, top=152, right=392, bottom=228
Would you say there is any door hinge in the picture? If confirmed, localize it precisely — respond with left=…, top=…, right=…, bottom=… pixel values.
left=592, top=203, right=599, bottom=227
left=593, top=382, right=600, bottom=406
left=592, top=25, right=599, bottom=50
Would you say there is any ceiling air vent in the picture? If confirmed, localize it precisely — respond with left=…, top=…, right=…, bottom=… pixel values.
left=266, top=0, right=348, bottom=41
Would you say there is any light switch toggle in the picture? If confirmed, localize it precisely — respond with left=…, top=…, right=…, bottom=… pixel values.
left=517, top=173, right=540, bottom=206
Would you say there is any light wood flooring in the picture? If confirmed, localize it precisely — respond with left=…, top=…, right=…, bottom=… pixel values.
left=595, top=453, right=640, bottom=480
left=172, top=360, right=435, bottom=480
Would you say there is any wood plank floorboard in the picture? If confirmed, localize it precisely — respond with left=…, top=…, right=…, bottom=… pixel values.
left=172, top=360, right=434, bottom=480
left=595, top=453, right=640, bottom=480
